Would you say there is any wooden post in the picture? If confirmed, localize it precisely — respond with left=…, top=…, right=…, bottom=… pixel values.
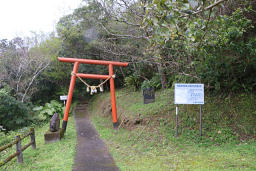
left=109, top=64, right=118, bottom=128
left=30, top=128, right=36, bottom=149
left=62, top=62, right=79, bottom=131
left=15, top=135, right=23, bottom=163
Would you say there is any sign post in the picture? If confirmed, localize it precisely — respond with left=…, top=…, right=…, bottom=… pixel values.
left=200, top=104, right=202, bottom=137
left=174, top=83, right=204, bottom=137
left=176, top=105, right=178, bottom=137
left=60, top=95, right=68, bottom=107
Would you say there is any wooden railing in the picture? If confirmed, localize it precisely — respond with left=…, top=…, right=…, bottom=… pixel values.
left=0, top=128, right=36, bottom=167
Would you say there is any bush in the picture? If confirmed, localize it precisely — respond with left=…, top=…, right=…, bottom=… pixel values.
left=197, top=8, right=256, bottom=93
left=124, top=73, right=143, bottom=91
left=33, top=100, right=65, bottom=121
left=0, top=91, right=31, bottom=131
left=141, top=75, right=161, bottom=90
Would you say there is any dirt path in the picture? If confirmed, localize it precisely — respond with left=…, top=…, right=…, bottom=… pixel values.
left=73, top=102, right=119, bottom=171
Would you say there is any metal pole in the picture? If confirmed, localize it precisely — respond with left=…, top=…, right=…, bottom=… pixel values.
left=199, top=105, right=202, bottom=137
left=176, top=105, right=178, bottom=137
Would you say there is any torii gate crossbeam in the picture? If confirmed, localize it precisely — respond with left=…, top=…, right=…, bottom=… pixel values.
left=58, top=57, right=128, bottom=132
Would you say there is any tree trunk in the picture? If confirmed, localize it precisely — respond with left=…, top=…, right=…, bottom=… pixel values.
left=157, top=63, right=167, bottom=89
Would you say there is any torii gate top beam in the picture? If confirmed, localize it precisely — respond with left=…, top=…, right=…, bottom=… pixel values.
left=58, top=57, right=128, bottom=67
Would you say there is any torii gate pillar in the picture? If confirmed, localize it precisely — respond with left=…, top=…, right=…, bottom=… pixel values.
left=58, top=57, right=128, bottom=132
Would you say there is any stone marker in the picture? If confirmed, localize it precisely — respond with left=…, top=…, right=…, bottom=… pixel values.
left=44, top=113, right=63, bottom=144
left=143, top=88, right=155, bottom=104
left=50, top=113, right=60, bottom=132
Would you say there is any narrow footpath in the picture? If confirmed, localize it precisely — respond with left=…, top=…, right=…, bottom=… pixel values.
left=73, top=102, right=119, bottom=171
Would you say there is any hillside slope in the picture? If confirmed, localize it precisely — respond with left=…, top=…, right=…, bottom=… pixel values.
left=89, top=88, right=256, bottom=170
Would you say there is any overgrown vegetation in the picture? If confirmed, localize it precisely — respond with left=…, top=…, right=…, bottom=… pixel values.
left=0, top=88, right=31, bottom=131
left=89, top=88, right=256, bottom=170
left=32, top=100, right=65, bottom=121
left=54, top=0, right=256, bottom=93
left=197, top=8, right=256, bottom=92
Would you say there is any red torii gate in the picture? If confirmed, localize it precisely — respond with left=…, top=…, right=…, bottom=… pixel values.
left=58, top=57, right=128, bottom=131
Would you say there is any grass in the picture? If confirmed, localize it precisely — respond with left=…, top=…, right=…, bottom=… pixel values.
left=1, top=88, right=254, bottom=170
left=89, top=88, right=256, bottom=171
left=1, top=115, right=77, bottom=171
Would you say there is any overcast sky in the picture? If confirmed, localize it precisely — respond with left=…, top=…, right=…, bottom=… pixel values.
left=0, top=0, right=83, bottom=40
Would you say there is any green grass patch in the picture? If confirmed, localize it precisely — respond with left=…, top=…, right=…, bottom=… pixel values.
left=1, top=116, right=77, bottom=171
left=89, top=88, right=256, bottom=170
left=91, top=114, right=256, bottom=170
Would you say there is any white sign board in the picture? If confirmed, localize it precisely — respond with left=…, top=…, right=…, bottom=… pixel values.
left=60, top=95, right=68, bottom=101
left=175, top=84, right=204, bottom=104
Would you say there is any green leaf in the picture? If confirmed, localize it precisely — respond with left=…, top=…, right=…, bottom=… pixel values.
left=32, top=106, right=43, bottom=111
left=191, top=36, right=195, bottom=42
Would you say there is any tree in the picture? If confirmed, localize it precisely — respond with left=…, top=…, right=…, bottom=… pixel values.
left=0, top=35, right=54, bottom=102
left=141, top=0, right=256, bottom=92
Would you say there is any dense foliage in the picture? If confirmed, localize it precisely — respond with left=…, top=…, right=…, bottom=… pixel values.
left=142, top=0, right=256, bottom=92
left=54, top=0, right=256, bottom=93
left=198, top=9, right=256, bottom=92
left=32, top=100, right=64, bottom=120
left=0, top=89, right=31, bottom=131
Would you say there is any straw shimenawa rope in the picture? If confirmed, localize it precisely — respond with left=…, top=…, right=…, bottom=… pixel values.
left=71, top=72, right=115, bottom=95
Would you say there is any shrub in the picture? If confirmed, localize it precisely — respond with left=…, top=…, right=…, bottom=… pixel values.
left=141, top=75, right=161, bottom=90
left=0, top=91, right=31, bottom=131
left=124, top=73, right=143, bottom=91
left=197, top=8, right=256, bottom=93
left=33, top=100, right=65, bottom=120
